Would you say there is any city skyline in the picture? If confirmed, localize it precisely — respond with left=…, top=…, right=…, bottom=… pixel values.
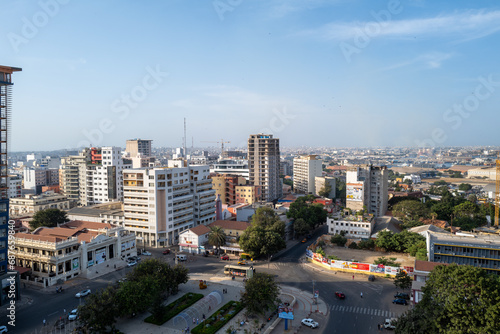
left=2, top=0, right=500, bottom=151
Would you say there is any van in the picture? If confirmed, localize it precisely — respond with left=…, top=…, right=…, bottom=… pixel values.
left=176, top=254, right=187, bottom=261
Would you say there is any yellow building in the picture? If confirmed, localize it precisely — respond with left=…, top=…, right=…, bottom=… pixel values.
left=211, top=174, right=246, bottom=205
left=235, top=185, right=261, bottom=204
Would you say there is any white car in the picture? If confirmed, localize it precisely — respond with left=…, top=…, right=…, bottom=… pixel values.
left=301, top=318, right=319, bottom=328
left=0, top=325, right=8, bottom=333
left=68, top=309, right=78, bottom=321
left=384, top=318, right=397, bottom=330
left=127, top=261, right=137, bottom=267
left=75, top=289, right=91, bottom=298
left=142, top=251, right=152, bottom=256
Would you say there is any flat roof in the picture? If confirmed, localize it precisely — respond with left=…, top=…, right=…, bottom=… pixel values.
left=0, top=65, right=22, bottom=73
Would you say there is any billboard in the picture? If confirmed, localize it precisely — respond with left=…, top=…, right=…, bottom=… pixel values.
left=346, top=183, right=363, bottom=202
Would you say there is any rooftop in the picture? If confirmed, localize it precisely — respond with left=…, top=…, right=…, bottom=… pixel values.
left=210, top=220, right=250, bottom=231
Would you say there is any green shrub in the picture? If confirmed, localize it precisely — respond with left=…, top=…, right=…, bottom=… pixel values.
left=328, top=255, right=341, bottom=261
left=144, top=292, right=203, bottom=325
left=331, top=234, right=347, bottom=247
left=191, top=301, right=244, bottom=334
left=348, top=242, right=358, bottom=249
left=374, top=256, right=400, bottom=267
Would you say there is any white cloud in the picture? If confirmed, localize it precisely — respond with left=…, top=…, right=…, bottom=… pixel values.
left=378, top=52, right=453, bottom=72
left=299, top=10, right=500, bottom=42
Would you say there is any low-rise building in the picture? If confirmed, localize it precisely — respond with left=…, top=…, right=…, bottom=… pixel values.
left=9, top=191, right=70, bottom=217
left=327, top=213, right=375, bottom=239
left=209, top=220, right=250, bottom=255
left=178, top=224, right=211, bottom=254
left=235, top=185, right=261, bottom=205
left=10, top=221, right=136, bottom=287
left=67, top=202, right=124, bottom=225
left=411, top=260, right=449, bottom=305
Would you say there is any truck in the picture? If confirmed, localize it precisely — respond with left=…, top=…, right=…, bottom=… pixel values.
left=384, top=318, right=397, bottom=330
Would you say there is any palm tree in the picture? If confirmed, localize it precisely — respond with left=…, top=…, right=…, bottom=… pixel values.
left=208, top=225, right=226, bottom=254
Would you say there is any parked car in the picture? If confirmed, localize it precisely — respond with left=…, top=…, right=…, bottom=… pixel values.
left=394, top=292, right=410, bottom=300
left=0, top=325, right=8, bottom=333
left=301, top=238, right=307, bottom=243
left=142, top=251, right=152, bottom=256
left=68, top=309, right=78, bottom=321
left=267, top=309, right=278, bottom=322
left=162, top=249, right=170, bottom=255
left=75, top=289, right=91, bottom=298
left=127, top=261, right=137, bottom=267
left=393, top=298, right=408, bottom=305
left=301, top=318, right=319, bottom=328
left=384, top=318, right=397, bottom=330
left=176, top=254, right=187, bottom=262
left=368, top=275, right=375, bottom=281
left=335, top=291, right=345, bottom=299
left=221, top=255, right=230, bottom=260
left=118, top=277, right=127, bottom=283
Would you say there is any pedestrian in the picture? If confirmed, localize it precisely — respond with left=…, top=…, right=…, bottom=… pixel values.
left=64, top=308, right=66, bottom=314
left=378, top=324, right=380, bottom=331
left=360, top=292, right=363, bottom=298
left=196, top=318, right=199, bottom=324
left=193, top=317, right=195, bottom=324
left=202, top=314, right=205, bottom=320
left=187, top=326, right=190, bottom=333
left=43, top=319, right=46, bottom=326
left=352, top=275, right=354, bottom=280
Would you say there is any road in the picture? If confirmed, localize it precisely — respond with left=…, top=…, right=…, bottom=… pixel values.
left=13, top=225, right=409, bottom=333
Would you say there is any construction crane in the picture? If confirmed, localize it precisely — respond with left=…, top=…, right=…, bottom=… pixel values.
left=201, top=139, right=230, bottom=157
left=495, top=154, right=500, bottom=227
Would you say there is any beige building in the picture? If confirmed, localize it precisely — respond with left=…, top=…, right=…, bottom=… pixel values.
left=293, top=155, right=322, bottom=194
left=248, top=134, right=282, bottom=202
left=123, top=165, right=215, bottom=247
left=211, top=174, right=246, bottom=205
left=126, top=139, right=152, bottom=158
left=467, top=167, right=496, bottom=180
left=315, top=176, right=336, bottom=198
left=235, top=185, right=261, bottom=205
left=346, top=165, right=388, bottom=217
left=9, top=191, right=70, bottom=217
left=10, top=221, right=136, bottom=287
left=59, top=149, right=90, bottom=204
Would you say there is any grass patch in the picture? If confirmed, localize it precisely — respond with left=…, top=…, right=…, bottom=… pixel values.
left=144, top=292, right=204, bottom=326
left=191, top=300, right=243, bottom=334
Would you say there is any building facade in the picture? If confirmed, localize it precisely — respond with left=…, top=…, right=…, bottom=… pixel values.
left=211, top=174, right=247, bottom=205
left=293, top=155, right=322, bottom=194
left=210, top=159, right=249, bottom=180
left=315, top=176, right=336, bottom=198
left=9, top=191, right=71, bottom=217
left=235, top=185, right=261, bottom=205
left=327, top=213, right=374, bottom=239
left=178, top=224, right=210, bottom=254
left=123, top=165, right=215, bottom=247
left=248, top=134, right=282, bottom=202
left=126, top=139, right=152, bottom=157
left=346, top=165, right=388, bottom=217
left=8, top=175, right=22, bottom=198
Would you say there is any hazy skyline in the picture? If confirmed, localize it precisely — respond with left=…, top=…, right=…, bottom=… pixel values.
left=2, top=0, right=500, bottom=151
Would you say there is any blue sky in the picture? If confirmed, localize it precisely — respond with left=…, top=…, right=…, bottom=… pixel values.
left=2, top=0, right=500, bottom=151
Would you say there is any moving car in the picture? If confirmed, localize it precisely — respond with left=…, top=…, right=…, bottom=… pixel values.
left=75, top=289, right=91, bottom=298
left=221, top=255, right=230, bottom=260
left=393, top=298, right=408, bottom=305
left=335, top=291, right=345, bottom=299
left=238, top=260, right=247, bottom=265
left=127, top=261, right=137, bottom=267
left=384, top=318, right=397, bottom=330
left=162, top=249, right=170, bottom=255
left=394, top=292, right=410, bottom=300
left=368, top=275, right=375, bottom=281
left=301, top=318, right=319, bottom=329
left=301, top=238, right=307, bottom=243
left=68, top=309, right=78, bottom=321
left=176, top=254, right=187, bottom=262
left=142, top=251, right=152, bottom=256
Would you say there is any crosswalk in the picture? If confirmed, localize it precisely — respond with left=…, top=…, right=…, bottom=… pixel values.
left=262, top=261, right=304, bottom=270
left=357, top=282, right=384, bottom=293
left=330, top=304, right=397, bottom=318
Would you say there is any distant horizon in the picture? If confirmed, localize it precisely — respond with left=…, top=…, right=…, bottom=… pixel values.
left=2, top=1, right=500, bottom=151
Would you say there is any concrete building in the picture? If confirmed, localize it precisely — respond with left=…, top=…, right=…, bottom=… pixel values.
left=327, top=212, right=375, bottom=239
left=178, top=224, right=210, bottom=254
left=235, top=185, right=261, bottom=205
left=67, top=202, right=124, bottom=226
left=209, top=220, right=250, bottom=255
left=9, top=191, right=71, bottom=217
left=23, top=167, right=59, bottom=192
left=293, top=155, right=322, bottom=194
left=10, top=221, right=136, bottom=287
left=126, top=139, right=152, bottom=157
left=426, top=231, right=500, bottom=275
left=210, top=159, right=249, bottom=180
left=248, top=134, right=282, bottom=202
left=411, top=260, right=449, bottom=305
left=59, top=149, right=90, bottom=204
left=8, top=174, right=22, bottom=198
left=0, top=65, right=22, bottom=305
left=123, top=164, right=215, bottom=248
left=403, top=174, right=421, bottom=184
left=211, top=174, right=247, bottom=205
left=315, top=176, right=336, bottom=198
left=346, top=165, right=388, bottom=217
left=467, top=167, right=496, bottom=180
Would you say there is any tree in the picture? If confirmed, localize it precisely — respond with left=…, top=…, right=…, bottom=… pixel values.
left=336, top=180, right=346, bottom=205
left=287, top=196, right=326, bottom=229
left=392, top=200, right=429, bottom=223
left=240, top=273, right=281, bottom=317
left=396, top=264, right=500, bottom=333
left=29, top=208, right=69, bottom=230
left=394, top=271, right=412, bottom=290
left=374, top=256, right=400, bottom=267
left=458, top=183, right=472, bottom=191
left=208, top=225, right=227, bottom=254
left=453, top=201, right=479, bottom=219
left=239, top=207, right=286, bottom=260
left=318, top=182, right=332, bottom=198
left=78, top=286, right=119, bottom=332
left=467, top=194, right=477, bottom=203
left=293, top=218, right=309, bottom=237
left=330, top=234, right=347, bottom=247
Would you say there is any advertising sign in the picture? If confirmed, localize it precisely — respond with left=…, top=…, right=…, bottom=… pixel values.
left=346, top=183, right=363, bottom=202
left=72, top=258, right=79, bottom=270
left=95, top=248, right=106, bottom=265
left=370, top=264, right=385, bottom=273
left=278, top=307, right=294, bottom=320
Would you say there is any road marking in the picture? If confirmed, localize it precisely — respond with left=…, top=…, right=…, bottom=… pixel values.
left=48, top=311, right=58, bottom=316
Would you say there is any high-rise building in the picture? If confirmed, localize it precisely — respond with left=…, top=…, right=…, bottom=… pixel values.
left=123, top=164, right=215, bottom=247
left=0, top=65, right=22, bottom=305
left=346, top=165, right=388, bottom=217
left=126, top=139, right=152, bottom=157
left=315, top=176, right=336, bottom=199
left=248, top=134, right=282, bottom=202
left=293, top=155, right=322, bottom=194
left=211, top=174, right=246, bottom=205
left=59, top=149, right=90, bottom=204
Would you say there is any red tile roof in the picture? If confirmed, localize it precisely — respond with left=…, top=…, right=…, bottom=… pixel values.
left=14, top=233, right=64, bottom=243
left=63, top=220, right=116, bottom=231
left=209, top=220, right=250, bottom=231
left=414, top=260, right=450, bottom=272
left=190, top=224, right=211, bottom=236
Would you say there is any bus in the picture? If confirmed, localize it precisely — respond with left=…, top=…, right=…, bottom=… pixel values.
left=224, top=265, right=254, bottom=278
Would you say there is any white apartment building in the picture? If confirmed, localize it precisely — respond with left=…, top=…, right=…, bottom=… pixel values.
left=346, top=165, right=388, bottom=217
left=59, top=150, right=90, bottom=204
left=403, top=174, right=421, bottom=184
left=315, top=176, right=336, bottom=198
left=210, top=159, right=249, bottom=180
left=293, top=155, right=322, bottom=194
left=123, top=164, right=215, bottom=248
left=248, top=134, right=282, bottom=202
left=8, top=175, right=22, bottom=198
left=23, top=167, right=58, bottom=190
left=81, top=147, right=131, bottom=206
left=327, top=213, right=375, bottom=239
